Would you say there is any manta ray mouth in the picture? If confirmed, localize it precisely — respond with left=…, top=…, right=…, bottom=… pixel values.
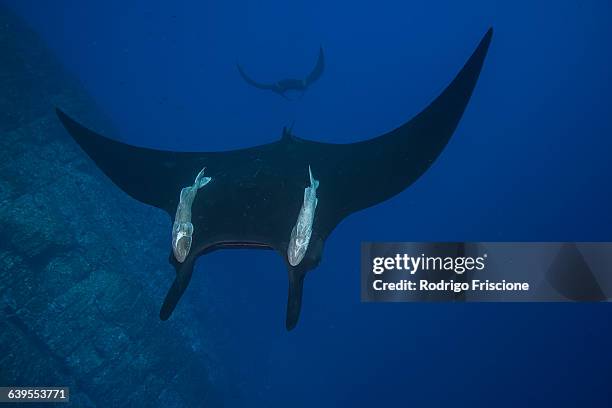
left=211, top=241, right=274, bottom=250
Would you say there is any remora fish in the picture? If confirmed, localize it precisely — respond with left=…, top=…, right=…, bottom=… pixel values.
left=288, top=166, right=319, bottom=266
left=172, top=167, right=211, bottom=263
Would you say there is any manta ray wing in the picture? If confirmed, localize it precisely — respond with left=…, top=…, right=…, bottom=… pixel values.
left=56, top=108, right=202, bottom=214
left=305, top=46, right=325, bottom=87
left=236, top=64, right=280, bottom=92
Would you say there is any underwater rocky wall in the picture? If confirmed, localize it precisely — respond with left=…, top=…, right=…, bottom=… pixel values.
left=0, top=7, right=226, bottom=407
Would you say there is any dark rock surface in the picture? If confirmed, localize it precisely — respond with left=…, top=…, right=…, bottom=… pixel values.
left=0, top=7, right=227, bottom=407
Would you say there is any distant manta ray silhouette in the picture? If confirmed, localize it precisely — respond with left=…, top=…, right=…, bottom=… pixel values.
left=237, top=46, right=325, bottom=99
left=56, top=28, right=492, bottom=330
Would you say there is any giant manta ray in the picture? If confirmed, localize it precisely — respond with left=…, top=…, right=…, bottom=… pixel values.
left=237, top=46, right=325, bottom=99
left=56, top=28, right=493, bottom=330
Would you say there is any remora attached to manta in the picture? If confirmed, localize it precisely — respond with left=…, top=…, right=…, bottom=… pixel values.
left=56, top=28, right=493, bottom=330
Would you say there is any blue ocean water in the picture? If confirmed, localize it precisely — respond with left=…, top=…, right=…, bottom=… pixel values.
left=3, top=0, right=611, bottom=406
